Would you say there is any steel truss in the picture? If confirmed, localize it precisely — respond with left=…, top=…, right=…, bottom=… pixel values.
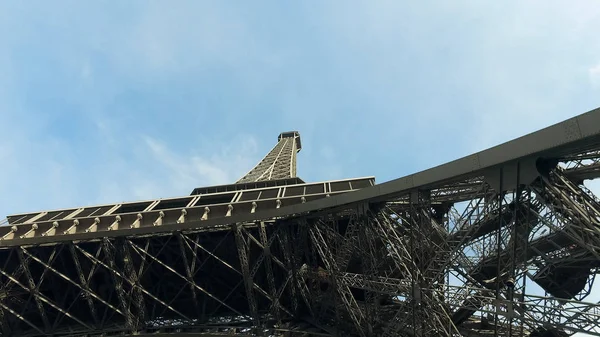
left=1, top=109, right=600, bottom=336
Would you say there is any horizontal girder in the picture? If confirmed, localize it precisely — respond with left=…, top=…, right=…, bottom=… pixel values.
left=1, top=177, right=375, bottom=247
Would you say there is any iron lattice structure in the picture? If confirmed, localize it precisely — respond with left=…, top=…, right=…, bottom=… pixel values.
left=1, top=110, right=600, bottom=337
left=236, top=132, right=302, bottom=184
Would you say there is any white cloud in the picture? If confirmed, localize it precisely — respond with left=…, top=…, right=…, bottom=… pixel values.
left=92, top=131, right=262, bottom=203
left=0, top=111, right=262, bottom=216
left=314, top=1, right=600, bottom=156
left=0, top=2, right=275, bottom=217
left=590, top=63, right=600, bottom=88
left=142, top=135, right=259, bottom=192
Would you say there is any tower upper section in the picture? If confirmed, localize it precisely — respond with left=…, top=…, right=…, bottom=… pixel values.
left=236, top=131, right=302, bottom=183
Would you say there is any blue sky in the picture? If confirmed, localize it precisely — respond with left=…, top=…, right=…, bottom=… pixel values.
left=0, top=1, right=600, bottom=334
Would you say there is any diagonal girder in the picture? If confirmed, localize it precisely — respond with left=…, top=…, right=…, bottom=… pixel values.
left=309, top=220, right=368, bottom=337
left=74, top=243, right=194, bottom=323
left=16, top=249, right=51, bottom=333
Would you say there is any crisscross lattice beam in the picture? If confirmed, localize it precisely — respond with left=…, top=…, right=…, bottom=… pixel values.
left=237, top=131, right=302, bottom=183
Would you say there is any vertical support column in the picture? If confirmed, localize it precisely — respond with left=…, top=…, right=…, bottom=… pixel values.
left=507, top=162, right=521, bottom=337
left=308, top=220, right=343, bottom=332
left=16, top=249, right=51, bottom=333
left=412, top=190, right=424, bottom=336
left=102, top=239, right=135, bottom=331
left=118, top=239, right=146, bottom=331
left=409, top=189, right=458, bottom=336
left=409, top=190, right=423, bottom=337
left=357, top=202, right=377, bottom=337
left=233, top=223, right=260, bottom=329
left=0, top=249, right=12, bottom=335
left=0, top=304, right=5, bottom=336
left=258, top=222, right=280, bottom=324
left=68, top=244, right=100, bottom=327
left=494, top=167, right=504, bottom=337
left=518, top=187, right=532, bottom=337
left=177, top=232, right=202, bottom=320
left=278, top=222, right=301, bottom=315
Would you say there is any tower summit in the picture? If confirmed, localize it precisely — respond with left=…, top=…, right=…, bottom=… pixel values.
left=236, top=131, right=302, bottom=183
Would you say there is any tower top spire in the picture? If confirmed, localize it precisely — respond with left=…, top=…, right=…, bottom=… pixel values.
left=236, top=131, right=302, bottom=183
left=278, top=131, right=302, bottom=152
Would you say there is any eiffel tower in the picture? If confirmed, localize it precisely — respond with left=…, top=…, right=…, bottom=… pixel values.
left=1, top=109, right=600, bottom=337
